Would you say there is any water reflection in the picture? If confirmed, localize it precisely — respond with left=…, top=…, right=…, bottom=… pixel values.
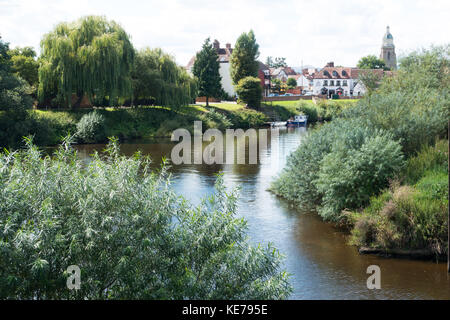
left=73, top=126, right=450, bottom=300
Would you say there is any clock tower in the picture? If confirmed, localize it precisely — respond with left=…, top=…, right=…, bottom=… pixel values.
left=380, top=26, right=397, bottom=70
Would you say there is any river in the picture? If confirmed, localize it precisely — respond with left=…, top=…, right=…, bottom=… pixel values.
left=74, top=127, right=450, bottom=300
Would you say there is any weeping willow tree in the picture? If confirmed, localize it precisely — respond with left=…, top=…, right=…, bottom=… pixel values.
left=38, top=16, right=135, bottom=107
left=132, top=48, right=197, bottom=108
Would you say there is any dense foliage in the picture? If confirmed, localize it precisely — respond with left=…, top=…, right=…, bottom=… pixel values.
left=38, top=16, right=135, bottom=107
left=8, top=46, right=39, bottom=92
left=0, top=138, right=291, bottom=299
left=192, top=38, right=222, bottom=106
left=132, top=48, right=197, bottom=108
left=286, top=77, right=297, bottom=89
left=235, top=76, right=262, bottom=109
left=0, top=37, right=36, bottom=148
left=357, top=55, right=388, bottom=70
left=349, top=140, right=448, bottom=257
left=75, top=111, right=107, bottom=143
left=230, top=30, right=259, bottom=85
left=272, top=46, right=449, bottom=227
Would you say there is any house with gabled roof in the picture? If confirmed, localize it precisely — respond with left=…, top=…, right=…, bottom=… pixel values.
left=186, top=39, right=235, bottom=97
left=312, top=62, right=387, bottom=97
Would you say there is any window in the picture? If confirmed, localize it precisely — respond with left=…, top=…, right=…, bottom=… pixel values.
left=332, top=70, right=338, bottom=77
left=343, top=80, right=347, bottom=86
left=323, top=71, right=330, bottom=77
left=323, top=80, right=328, bottom=86
left=330, top=80, right=334, bottom=86
left=345, top=91, right=348, bottom=96
left=336, top=80, right=340, bottom=86
left=342, top=70, right=347, bottom=77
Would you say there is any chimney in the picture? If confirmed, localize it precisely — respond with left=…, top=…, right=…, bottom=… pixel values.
left=213, top=39, right=220, bottom=50
left=326, top=62, right=334, bottom=67
left=226, top=43, right=231, bottom=49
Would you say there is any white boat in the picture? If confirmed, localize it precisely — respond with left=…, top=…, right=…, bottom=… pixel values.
left=287, top=114, right=308, bottom=127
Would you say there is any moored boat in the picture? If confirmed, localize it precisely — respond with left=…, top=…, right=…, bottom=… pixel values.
left=286, top=114, right=308, bottom=127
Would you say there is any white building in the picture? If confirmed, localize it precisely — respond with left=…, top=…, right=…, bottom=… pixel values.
left=186, top=40, right=235, bottom=97
left=311, top=62, right=385, bottom=97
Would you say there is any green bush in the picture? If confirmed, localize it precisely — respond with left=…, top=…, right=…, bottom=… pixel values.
left=350, top=171, right=448, bottom=256
left=316, top=100, right=343, bottom=121
left=75, top=111, right=107, bottom=143
left=296, top=101, right=318, bottom=123
left=199, top=108, right=233, bottom=130
left=273, top=46, right=449, bottom=225
left=235, top=76, right=262, bottom=109
left=315, top=133, right=404, bottom=221
left=349, top=139, right=449, bottom=256
left=0, top=138, right=292, bottom=299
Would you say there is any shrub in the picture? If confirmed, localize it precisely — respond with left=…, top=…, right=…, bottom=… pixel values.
left=199, top=108, right=233, bottom=130
left=315, top=133, right=404, bottom=221
left=0, top=138, right=292, bottom=299
left=296, top=101, right=318, bottom=123
left=349, top=140, right=449, bottom=257
left=273, top=46, right=449, bottom=223
left=350, top=173, right=448, bottom=256
left=316, top=100, right=343, bottom=121
left=272, top=119, right=382, bottom=212
left=75, top=111, right=107, bottom=143
left=235, top=76, right=262, bottom=109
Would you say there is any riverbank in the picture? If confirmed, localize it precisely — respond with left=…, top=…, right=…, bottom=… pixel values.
left=70, top=130, right=450, bottom=299
left=5, top=99, right=358, bottom=148
left=270, top=46, right=449, bottom=262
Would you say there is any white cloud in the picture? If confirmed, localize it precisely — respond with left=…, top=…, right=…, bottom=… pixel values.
left=0, top=0, right=449, bottom=67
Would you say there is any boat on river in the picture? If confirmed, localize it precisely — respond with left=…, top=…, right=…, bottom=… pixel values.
left=287, top=114, right=308, bottom=127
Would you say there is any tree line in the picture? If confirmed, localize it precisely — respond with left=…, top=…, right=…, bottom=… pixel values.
left=2, top=15, right=198, bottom=110
left=193, top=30, right=262, bottom=109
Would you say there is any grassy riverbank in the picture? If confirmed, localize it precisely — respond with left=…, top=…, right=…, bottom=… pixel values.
left=271, top=46, right=449, bottom=259
left=2, top=98, right=358, bottom=148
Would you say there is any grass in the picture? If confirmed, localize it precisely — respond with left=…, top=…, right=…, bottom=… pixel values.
left=4, top=98, right=360, bottom=148
left=348, top=139, right=449, bottom=257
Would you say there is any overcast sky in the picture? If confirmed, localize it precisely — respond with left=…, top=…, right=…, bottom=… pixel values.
left=1, top=0, right=449, bottom=68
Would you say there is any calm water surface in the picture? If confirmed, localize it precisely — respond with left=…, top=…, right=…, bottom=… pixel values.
left=74, top=127, right=450, bottom=300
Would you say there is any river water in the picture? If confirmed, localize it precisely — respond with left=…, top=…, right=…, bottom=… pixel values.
left=74, top=127, right=450, bottom=300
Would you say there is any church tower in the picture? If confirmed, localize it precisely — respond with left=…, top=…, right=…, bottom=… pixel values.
left=380, top=26, right=397, bottom=70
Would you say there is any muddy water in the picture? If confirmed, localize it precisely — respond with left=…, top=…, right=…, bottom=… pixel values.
left=74, top=127, right=450, bottom=299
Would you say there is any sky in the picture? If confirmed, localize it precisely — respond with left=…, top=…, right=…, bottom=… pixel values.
left=1, top=0, right=449, bottom=68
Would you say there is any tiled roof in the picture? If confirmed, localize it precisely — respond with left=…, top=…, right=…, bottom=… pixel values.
left=313, top=67, right=353, bottom=79
left=270, top=67, right=297, bottom=76
left=313, top=66, right=387, bottom=79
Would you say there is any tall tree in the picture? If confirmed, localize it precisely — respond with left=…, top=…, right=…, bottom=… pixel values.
left=8, top=46, right=39, bottom=91
left=132, top=48, right=197, bottom=108
left=0, top=37, right=32, bottom=114
left=0, top=36, right=33, bottom=148
left=230, top=30, right=260, bottom=85
left=357, top=55, right=388, bottom=70
left=192, top=38, right=222, bottom=106
left=38, top=16, right=135, bottom=107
